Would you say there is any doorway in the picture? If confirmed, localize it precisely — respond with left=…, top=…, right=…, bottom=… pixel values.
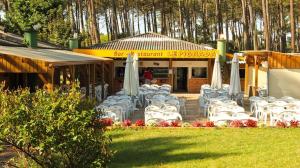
left=173, top=67, right=188, bottom=92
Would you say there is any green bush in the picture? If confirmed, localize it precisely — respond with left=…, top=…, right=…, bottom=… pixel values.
left=0, top=84, right=112, bottom=167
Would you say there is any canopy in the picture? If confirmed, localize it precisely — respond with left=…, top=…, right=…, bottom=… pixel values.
left=123, top=55, right=138, bottom=96
left=211, top=54, right=222, bottom=89
left=229, top=53, right=241, bottom=96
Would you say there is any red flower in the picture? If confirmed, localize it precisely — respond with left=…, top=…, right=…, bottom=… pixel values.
left=244, top=119, right=257, bottom=128
left=290, top=120, right=299, bottom=128
left=158, top=121, right=170, bottom=127
left=205, top=121, right=215, bottom=127
left=135, top=119, right=145, bottom=126
left=123, top=119, right=132, bottom=127
left=171, top=120, right=181, bottom=127
left=97, top=118, right=113, bottom=127
left=192, top=121, right=203, bottom=127
left=276, top=121, right=287, bottom=128
left=230, top=120, right=244, bottom=128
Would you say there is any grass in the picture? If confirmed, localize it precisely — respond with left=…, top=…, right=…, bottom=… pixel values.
left=107, top=128, right=300, bottom=168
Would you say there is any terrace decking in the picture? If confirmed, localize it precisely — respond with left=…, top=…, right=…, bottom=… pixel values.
left=129, top=93, right=252, bottom=123
left=130, top=93, right=205, bottom=122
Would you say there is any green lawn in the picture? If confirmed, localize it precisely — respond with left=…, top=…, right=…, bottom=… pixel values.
left=107, top=128, right=300, bottom=168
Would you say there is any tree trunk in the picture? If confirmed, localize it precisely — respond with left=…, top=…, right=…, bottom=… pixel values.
left=105, top=10, right=111, bottom=41
left=112, top=0, right=119, bottom=40
left=88, top=0, right=100, bottom=44
left=152, top=0, right=158, bottom=33
left=123, top=0, right=130, bottom=36
left=241, top=0, right=251, bottom=50
left=136, top=1, right=140, bottom=34
left=262, top=0, right=270, bottom=50
left=279, top=0, right=286, bottom=52
left=131, top=3, right=135, bottom=35
left=143, top=11, right=147, bottom=33
left=290, top=0, right=295, bottom=52
left=178, top=0, right=184, bottom=39
left=248, top=0, right=258, bottom=50
left=161, top=1, right=167, bottom=35
left=215, top=0, right=223, bottom=38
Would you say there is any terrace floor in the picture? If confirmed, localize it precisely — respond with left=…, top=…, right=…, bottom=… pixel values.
left=129, top=93, right=251, bottom=122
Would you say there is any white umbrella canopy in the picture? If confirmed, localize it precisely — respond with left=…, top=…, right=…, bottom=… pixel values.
left=229, top=53, right=241, bottom=96
left=211, top=54, right=222, bottom=89
left=123, top=55, right=138, bottom=96
left=133, top=53, right=139, bottom=89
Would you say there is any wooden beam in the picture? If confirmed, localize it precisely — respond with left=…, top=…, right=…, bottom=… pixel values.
left=254, top=56, right=259, bottom=96
left=208, top=58, right=213, bottom=84
left=244, top=62, right=249, bottom=97
left=168, top=59, right=173, bottom=92
left=101, top=62, right=105, bottom=85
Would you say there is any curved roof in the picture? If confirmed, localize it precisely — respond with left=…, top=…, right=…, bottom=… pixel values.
left=90, top=33, right=214, bottom=50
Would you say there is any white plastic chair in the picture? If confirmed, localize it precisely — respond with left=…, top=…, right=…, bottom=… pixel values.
left=95, top=85, right=102, bottom=103
left=164, top=112, right=183, bottom=122
left=210, top=111, right=233, bottom=125
left=104, top=83, right=109, bottom=99
left=268, top=105, right=285, bottom=126
left=162, top=105, right=178, bottom=113
left=179, top=98, right=187, bottom=115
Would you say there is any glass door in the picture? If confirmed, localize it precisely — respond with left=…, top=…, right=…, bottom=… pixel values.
left=173, top=67, right=188, bottom=92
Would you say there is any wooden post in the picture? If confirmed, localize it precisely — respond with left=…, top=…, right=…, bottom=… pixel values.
left=168, top=59, right=173, bottom=92
left=244, top=59, right=249, bottom=97
left=254, top=56, right=259, bottom=96
left=110, top=62, right=114, bottom=94
left=208, top=58, right=213, bottom=84
left=101, top=62, right=105, bottom=85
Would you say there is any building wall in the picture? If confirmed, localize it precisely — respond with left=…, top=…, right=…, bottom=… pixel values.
left=269, top=69, right=300, bottom=98
left=113, top=60, right=209, bottom=93
left=247, top=66, right=268, bottom=89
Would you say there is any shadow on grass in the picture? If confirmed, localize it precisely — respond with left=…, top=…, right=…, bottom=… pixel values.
left=110, top=135, right=238, bottom=167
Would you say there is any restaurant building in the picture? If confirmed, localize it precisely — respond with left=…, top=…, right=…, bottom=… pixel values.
left=0, top=31, right=113, bottom=96
left=232, top=51, right=300, bottom=99
left=74, top=33, right=221, bottom=93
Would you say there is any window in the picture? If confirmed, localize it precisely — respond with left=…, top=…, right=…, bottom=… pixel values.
left=239, top=69, right=245, bottom=79
left=152, top=68, right=169, bottom=78
left=115, top=67, right=125, bottom=78
left=192, top=67, right=207, bottom=78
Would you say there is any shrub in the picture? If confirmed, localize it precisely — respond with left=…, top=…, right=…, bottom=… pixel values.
left=244, top=119, right=257, bottom=127
left=135, top=119, right=145, bottom=127
left=96, top=118, right=113, bottom=127
left=123, top=119, right=132, bottom=127
left=192, top=121, right=203, bottom=127
left=230, top=120, right=244, bottom=128
left=290, top=120, right=299, bottom=128
left=205, top=121, right=215, bottom=127
left=170, top=120, right=181, bottom=127
left=0, top=84, right=112, bottom=167
left=158, top=121, right=170, bottom=127
left=276, top=121, right=287, bottom=128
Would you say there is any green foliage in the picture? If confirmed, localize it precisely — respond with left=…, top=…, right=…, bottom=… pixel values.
left=100, top=34, right=109, bottom=43
left=6, top=0, right=64, bottom=32
left=0, top=84, right=112, bottom=168
left=39, top=19, right=72, bottom=47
